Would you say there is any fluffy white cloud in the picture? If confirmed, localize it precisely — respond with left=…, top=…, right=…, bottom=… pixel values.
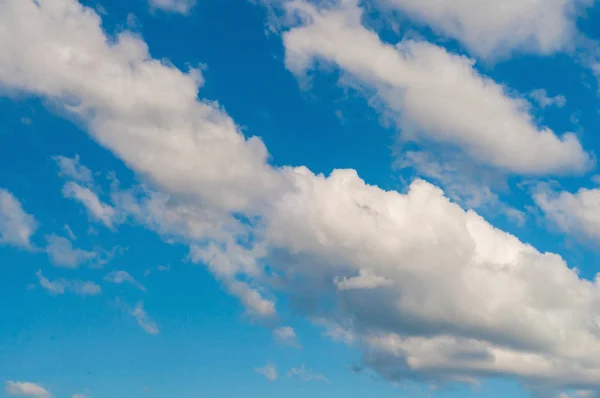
left=104, top=270, right=146, bottom=291
left=4, top=0, right=600, bottom=394
left=5, top=381, right=50, bottom=398
left=0, top=0, right=281, bottom=215
left=62, top=182, right=117, bottom=229
left=149, top=0, right=196, bottom=14
left=36, top=270, right=101, bottom=296
left=132, top=302, right=159, bottom=335
left=255, top=364, right=278, bottom=381
left=0, top=189, right=37, bottom=249
left=282, top=0, right=592, bottom=175
left=533, top=184, right=600, bottom=242
left=375, top=0, right=590, bottom=59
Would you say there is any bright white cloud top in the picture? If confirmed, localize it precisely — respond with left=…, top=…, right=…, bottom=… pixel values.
left=376, top=0, right=591, bottom=58
left=282, top=0, right=592, bottom=175
left=2, top=0, right=600, bottom=396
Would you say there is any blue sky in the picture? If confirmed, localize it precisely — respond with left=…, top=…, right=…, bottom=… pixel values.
left=4, top=0, right=600, bottom=397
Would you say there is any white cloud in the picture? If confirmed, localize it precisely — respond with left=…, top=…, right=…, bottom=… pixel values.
left=533, top=184, right=600, bottom=242
left=273, top=326, right=300, bottom=347
left=149, top=0, right=196, bottom=14
left=45, top=234, right=96, bottom=268
left=335, top=268, right=394, bottom=290
left=375, top=0, right=590, bottom=59
left=36, top=270, right=101, bottom=296
left=5, top=381, right=51, bottom=398
left=54, top=155, right=93, bottom=184
left=255, top=364, right=278, bottom=381
left=132, top=302, right=159, bottom=335
left=529, top=89, right=567, bottom=109
left=282, top=0, right=592, bottom=175
left=62, top=182, right=117, bottom=229
left=0, top=189, right=37, bottom=249
left=105, top=270, right=146, bottom=291
left=4, top=0, right=600, bottom=394
left=287, top=365, right=328, bottom=383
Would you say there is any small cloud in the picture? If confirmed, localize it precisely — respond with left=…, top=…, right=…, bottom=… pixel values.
left=20, top=117, right=32, bottom=125
left=273, top=326, right=300, bottom=348
left=529, top=89, right=566, bottom=109
left=0, top=189, right=38, bottom=250
left=45, top=235, right=95, bottom=268
left=149, top=0, right=196, bottom=14
left=255, top=364, right=277, bottom=381
left=54, top=155, right=93, bottom=184
left=62, top=182, right=117, bottom=229
left=105, top=270, right=146, bottom=291
left=72, top=394, right=89, bottom=398
left=64, top=224, right=77, bottom=240
left=144, top=264, right=170, bottom=277
left=287, top=365, right=329, bottom=383
left=132, top=302, right=159, bottom=335
left=5, top=381, right=51, bottom=397
left=36, top=270, right=101, bottom=297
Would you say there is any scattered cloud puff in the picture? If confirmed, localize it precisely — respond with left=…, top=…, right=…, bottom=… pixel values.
left=36, top=270, right=101, bottom=296
left=0, top=189, right=37, bottom=249
left=273, top=326, right=300, bottom=347
left=287, top=365, right=329, bottom=383
left=105, top=270, right=146, bottom=291
left=5, top=381, right=51, bottom=398
left=533, top=183, right=600, bottom=243
left=45, top=235, right=96, bottom=268
left=529, top=89, right=567, bottom=109
left=62, top=182, right=117, bottom=229
left=148, top=0, right=196, bottom=14
left=144, top=264, right=170, bottom=277
left=54, top=155, right=93, bottom=184
left=255, top=364, right=278, bottom=381
left=132, top=302, right=159, bottom=335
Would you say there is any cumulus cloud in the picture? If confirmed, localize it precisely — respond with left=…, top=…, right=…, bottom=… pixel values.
left=36, top=270, right=101, bottom=296
left=149, top=0, right=196, bottom=14
left=533, top=184, right=600, bottom=242
left=255, top=364, right=278, bottom=381
left=5, top=381, right=51, bottom=398
left=104, top=270, right=146, bottom=291
left=282, top=0, right=592, bottom=175
left=0, top=189, right=37, bottom=249
left=4, top=1, right=600, bottom=395
left=375, top=0, right=590, bottom=59
left=132, top=302, right=159, bottom=335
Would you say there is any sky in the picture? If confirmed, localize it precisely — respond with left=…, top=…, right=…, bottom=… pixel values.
left=4, top=0, right=600, bottom=397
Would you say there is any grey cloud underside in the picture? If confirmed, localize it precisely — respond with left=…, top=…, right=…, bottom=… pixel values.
left=3, top=0, right=600, bottom=395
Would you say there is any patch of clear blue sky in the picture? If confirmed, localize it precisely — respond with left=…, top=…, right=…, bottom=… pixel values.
left=2, top=0, right=600, bottom=397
